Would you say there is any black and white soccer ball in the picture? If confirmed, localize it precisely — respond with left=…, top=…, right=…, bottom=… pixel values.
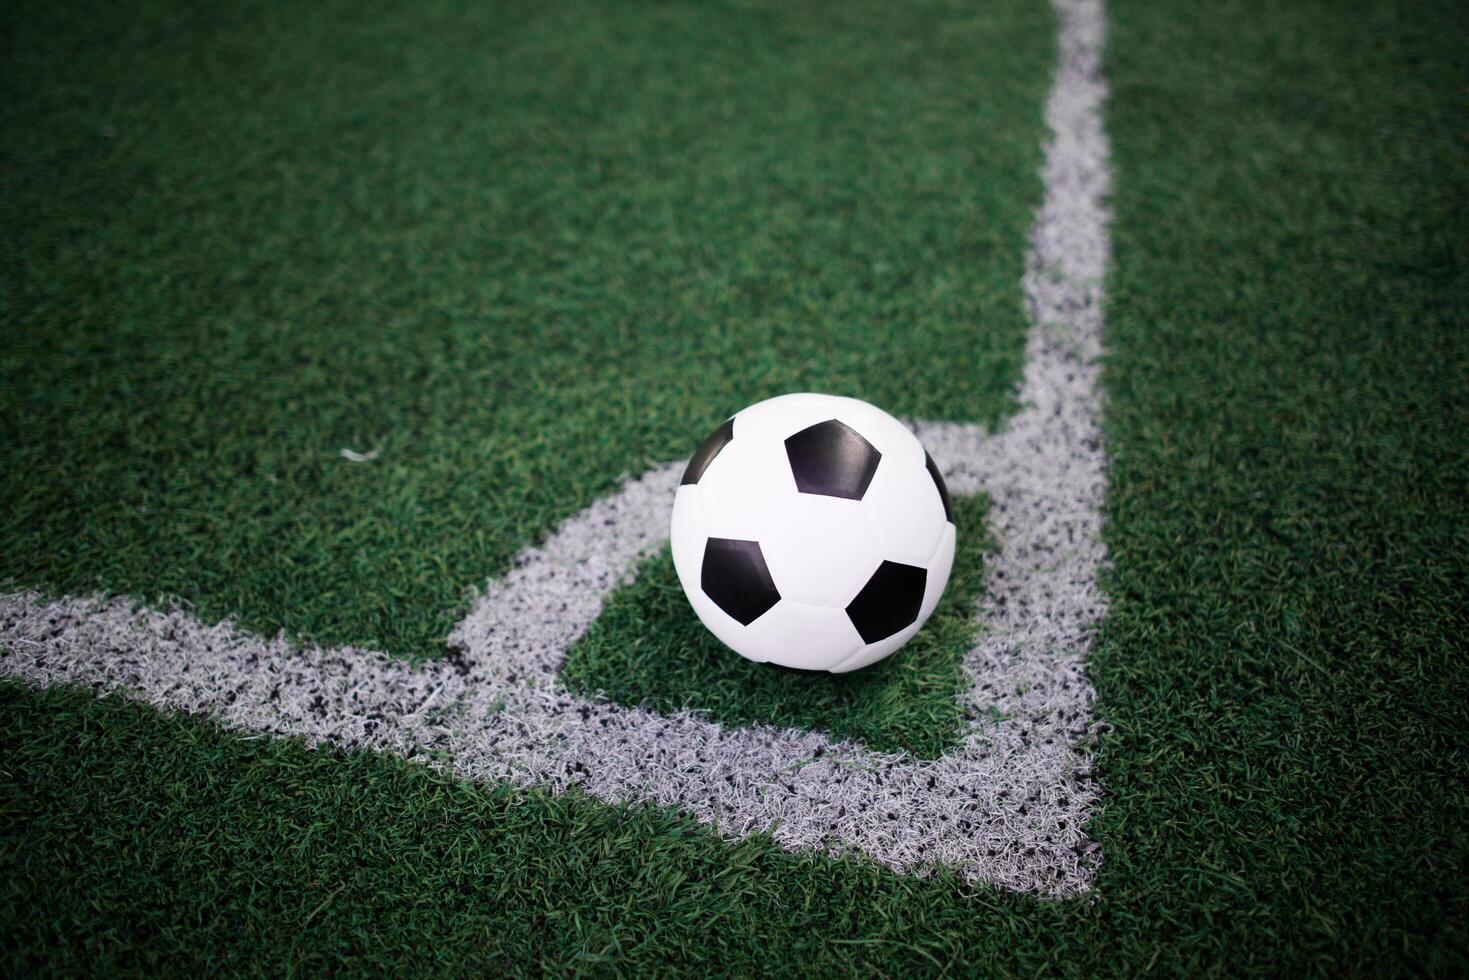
left=671, top=393, right=956, bottom=673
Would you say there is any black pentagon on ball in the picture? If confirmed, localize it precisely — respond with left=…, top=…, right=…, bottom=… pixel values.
left=784, top=419, right=881, bottom=500
left=701, top=537, right=780, bottom=625
left=681, top=417, right=735, bottom=485
left=845, top=560, right=927, bottom=644
left=924, top=450, right=954, bottom=523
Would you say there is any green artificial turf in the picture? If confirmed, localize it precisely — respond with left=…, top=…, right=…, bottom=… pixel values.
left=4, top=0, right=1469, bottom=974
left=562, top=495, right=992, bottom=757
left=0, top=684, right=1057, bottom=976
left=0, top=0, right=1049, bottom=665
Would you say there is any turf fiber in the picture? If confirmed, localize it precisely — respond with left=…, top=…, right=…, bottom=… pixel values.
left=4, top=0, right=1469, bottom=973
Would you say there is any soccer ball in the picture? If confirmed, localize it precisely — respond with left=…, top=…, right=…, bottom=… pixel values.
left=670, top=393, right=956, bottom=673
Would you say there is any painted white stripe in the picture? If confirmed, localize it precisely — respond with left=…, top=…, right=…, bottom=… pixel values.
left=0, top=0, right=1112, bottom=897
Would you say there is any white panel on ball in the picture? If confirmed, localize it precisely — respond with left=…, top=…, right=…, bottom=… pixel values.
left=727, top=392, right=855, bottom=442
left=919, top=523, right=957, bottom=624
left=746, top=601, right=864, bottom=671
left=695, top=434, right=795, bottom=541
left=861, top=455, right=949, bottom=567
left=668, top=487, right=708, bottom=589
left=760, top=495, right=880, bottom=608
left=831, top=625, right=921, bottom=674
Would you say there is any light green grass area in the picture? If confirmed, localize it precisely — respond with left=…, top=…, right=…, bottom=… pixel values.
left=563, top=495, right=991, bottom=757
left=4, top=0, right=1469, bottom=973
left=0, top=0, right=1049, bottom=667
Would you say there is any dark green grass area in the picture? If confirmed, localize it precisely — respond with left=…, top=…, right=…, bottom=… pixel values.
left=0, top=0, right=1050, bottom=660
left=0, top=685, right=1063, bottom=976
left=1087, top=0, right=1469, bottom=965
left=562, top=496, right=991, bottom=757
left=4, top=0, right=1469, bottom=974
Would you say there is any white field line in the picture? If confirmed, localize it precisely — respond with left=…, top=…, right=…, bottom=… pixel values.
left=0, top=0, right=1111, bottom=898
